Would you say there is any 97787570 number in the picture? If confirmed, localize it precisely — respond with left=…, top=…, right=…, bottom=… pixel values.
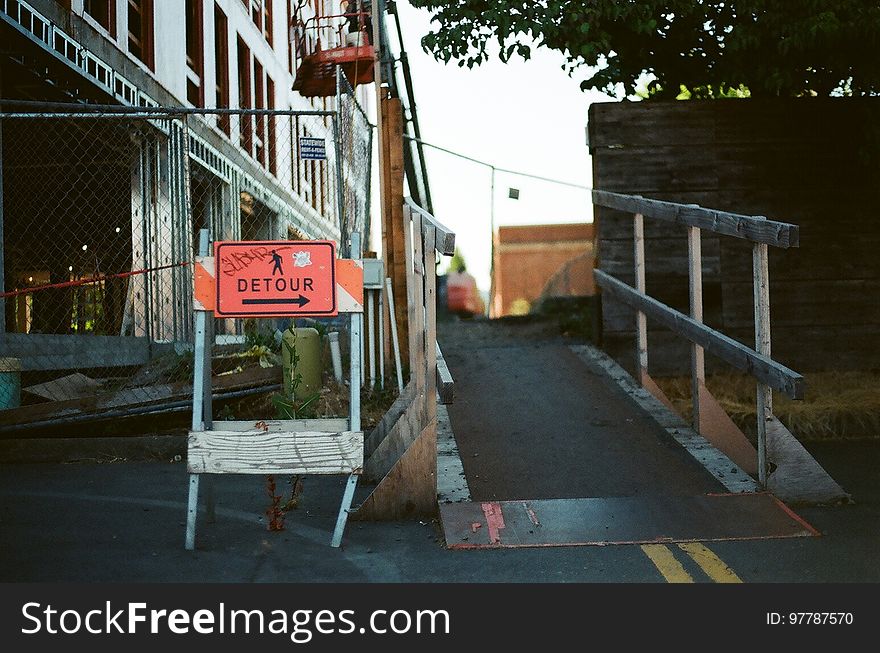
left=767, top=613, right=853, bottom=625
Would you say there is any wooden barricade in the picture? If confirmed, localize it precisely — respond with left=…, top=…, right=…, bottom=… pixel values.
left=184, top=230, right=365, bottom=549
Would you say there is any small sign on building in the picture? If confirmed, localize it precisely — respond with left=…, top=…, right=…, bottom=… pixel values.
left=299, top=136, right=327, bottom=160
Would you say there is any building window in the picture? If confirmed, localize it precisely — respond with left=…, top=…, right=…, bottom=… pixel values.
left=237, top=36, right=253, bottom=153
left=234, top=38, right=276, bottom=174
left=127, top=0, right=154, bottom=69
left=289, top=0, right=307, bottom=76
left=266, top=76, right=276, bottom=176
left=214, top=5, right=230, bottom=134
left=243, top=0, right=273, bottom=47
left=185, top=0, right=204, bottom=106
left=84, top=0, right=115, bottom=37
left=264, top=0, right=273, bottom=47
left=254, top=59, right=265, bottom=166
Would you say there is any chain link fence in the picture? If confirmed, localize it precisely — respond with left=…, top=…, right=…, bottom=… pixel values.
left=337, top=70, right=372, bottom=256
left=0, top=98, right=371, bottom=433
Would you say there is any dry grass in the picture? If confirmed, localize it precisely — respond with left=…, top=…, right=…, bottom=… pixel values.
left=655, top=371, right=880, bottom=441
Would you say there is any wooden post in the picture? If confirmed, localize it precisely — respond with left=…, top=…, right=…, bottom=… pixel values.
left=409, top=211, right=426, bottom=399
left=753, top=242, right=771, bottom=487
left=423, top=221, right=438, bottom=426
left=687, top=226, right=705, bottom=432
left=382, top=98, right=408, bottom=368
left=633, top=213, right=648, bottom=385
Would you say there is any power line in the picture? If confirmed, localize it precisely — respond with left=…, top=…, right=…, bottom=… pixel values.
left=403, top=134, right=592, bottom=191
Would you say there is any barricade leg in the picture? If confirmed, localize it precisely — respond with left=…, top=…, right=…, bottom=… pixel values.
left=331, top=473, right=359, bottom=548
left=185, top=473, right=200, bottom=550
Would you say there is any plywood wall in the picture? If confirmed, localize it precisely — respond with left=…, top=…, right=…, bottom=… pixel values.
left=589, top=99, right=880, bottom=376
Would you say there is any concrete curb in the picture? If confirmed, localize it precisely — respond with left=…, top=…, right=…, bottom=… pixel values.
left=437, top=403, right=471, bottom=504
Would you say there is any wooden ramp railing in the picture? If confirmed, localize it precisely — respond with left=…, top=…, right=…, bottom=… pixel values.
left=593, top=190, right=847, bottom=504
left=356, top=198, right=455, bottom=519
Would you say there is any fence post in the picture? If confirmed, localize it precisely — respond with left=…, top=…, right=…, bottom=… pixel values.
left=687, top=226, right=705, bottom=432
left=0, top=106, right=5, bottom=335
left=753, top=242, right=771, bottom=487
left=332, top=106, right=346, bottom=256
left=331, top=230, right=362, bottom=548
left=633, top=212, right=648, bottom=385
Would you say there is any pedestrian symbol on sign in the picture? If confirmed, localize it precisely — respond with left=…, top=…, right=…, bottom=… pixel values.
left=271, top=250, right=284, bottom=276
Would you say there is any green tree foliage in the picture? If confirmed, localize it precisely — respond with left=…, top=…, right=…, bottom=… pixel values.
left=449, top=247, right=467, bottom=273
left=410, top=0, right=880, bottom=99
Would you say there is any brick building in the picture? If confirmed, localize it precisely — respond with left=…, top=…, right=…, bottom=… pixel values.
left=491, top=223, right=595, bottom=317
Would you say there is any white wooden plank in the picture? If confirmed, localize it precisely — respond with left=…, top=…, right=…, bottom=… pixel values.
left=594, top=269, right=804, bottom=399
left=435, top=343, right=455, bottom=405
left=187, top=431, right=364, bottom=475
left=593, top=190, right=799, bottom=248
left=211, top=418, right=350, bottom=433
left=404, top=197, right=456, bottom=255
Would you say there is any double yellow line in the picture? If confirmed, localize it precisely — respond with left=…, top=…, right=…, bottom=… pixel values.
left=641, top=542, right=742, bottom=583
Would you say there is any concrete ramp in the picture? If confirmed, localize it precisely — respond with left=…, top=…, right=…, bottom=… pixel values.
left=441, top=494, right=818, bottom=549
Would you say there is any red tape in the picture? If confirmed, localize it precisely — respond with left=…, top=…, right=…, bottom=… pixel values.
left=0, top=262, right=190, bottom=299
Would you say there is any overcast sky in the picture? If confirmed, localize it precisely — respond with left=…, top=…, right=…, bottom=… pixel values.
left=381, top=1, right=614, bottom=291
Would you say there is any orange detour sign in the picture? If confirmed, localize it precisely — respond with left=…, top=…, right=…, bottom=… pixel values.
left=214, top=240, right=337, bottom=317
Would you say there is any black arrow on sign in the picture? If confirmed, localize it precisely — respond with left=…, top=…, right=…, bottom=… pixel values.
left=242, top=295, right=311, bottom=307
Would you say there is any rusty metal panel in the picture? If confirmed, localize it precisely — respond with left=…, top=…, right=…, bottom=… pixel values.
left=441, top=494, right=818, bottom=549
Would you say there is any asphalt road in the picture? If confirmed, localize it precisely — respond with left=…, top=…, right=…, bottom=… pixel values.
left=0, top=442, right=877, bottom=583
left=0, top=318, right=876, bottom=583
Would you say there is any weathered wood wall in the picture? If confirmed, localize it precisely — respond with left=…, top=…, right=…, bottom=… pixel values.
left=589, top=99, right=880, bottom=375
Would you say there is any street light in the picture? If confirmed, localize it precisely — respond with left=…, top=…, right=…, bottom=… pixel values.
left=402, top=135, right=591, bottom=317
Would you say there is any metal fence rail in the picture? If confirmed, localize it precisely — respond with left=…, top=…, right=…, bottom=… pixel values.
left=0, top=102, right=371, bottom=429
